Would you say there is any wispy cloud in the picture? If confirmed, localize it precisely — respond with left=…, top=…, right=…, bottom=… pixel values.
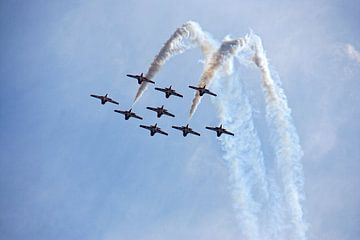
left=345, top=44, right=360, bottom=64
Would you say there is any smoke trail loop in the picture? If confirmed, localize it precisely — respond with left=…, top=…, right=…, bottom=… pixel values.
left=133, top=21, right=217, bottom=103
left=189, top=38, right=246, bottom=117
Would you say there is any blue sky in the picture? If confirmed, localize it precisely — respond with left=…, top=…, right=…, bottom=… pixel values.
left=0, top=0, right=359, bottom=239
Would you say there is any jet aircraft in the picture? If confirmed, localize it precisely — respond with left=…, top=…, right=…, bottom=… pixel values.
left=146, top=105, right=175, bottom=118
left=140, top=123, right=168, bottom=136
left=154, top=85, right=183, bottom=98
left=90, top=94, right=119, bottom=105
left=126, top=73, right=155, bottom=84
left=114, top=108, right=143, bottom=120
left=172, top=124, right=200, bottom=137
left=188, top=85, right=217, bottom=96
left=205, top=124, right=234, bottom=137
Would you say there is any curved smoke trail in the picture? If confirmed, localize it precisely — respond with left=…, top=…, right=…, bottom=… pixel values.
left=133, top=21, right=216, bottom=103
left=189, top=38, right=245, bottom=117
left=130, top=21, right=307, bottom=240
left=247, top=33, right=307, bottom=240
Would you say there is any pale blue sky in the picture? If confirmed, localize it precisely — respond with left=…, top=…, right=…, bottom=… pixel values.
left=0, top=1, right=359, bottom=239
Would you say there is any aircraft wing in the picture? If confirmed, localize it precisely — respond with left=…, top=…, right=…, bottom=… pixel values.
left=126, top=74, right=139, bottom=79
left=188, top=85, right=199, bottom=90
left=108, top=99, right=119, bottom=105
left=173, top=92, right=183, bottom=98
left=206, top=90, right=217, bottom=97
left=90, top=94, right=102, bottom=99
left=190, top=129, right=201, bottom=136
left=171, top=126, right=183, bottom=131
left=157, top=129, right=168, bottom=136
left=223, top=130, right=235, bottom=136
left=114, top=110, right=126, bottom=115
left=133, top=114, right=143, bottom=120
left=154, top=87, right=166, bottom=93
left=143, top=77, right=155, bottom=84
left=140, top=125, right=151, bottom=130
left=146, top=106, right=157, bottom=112
left=205, top=126, right=217, bottom=131
left=164, top=111, right=175, bottom=117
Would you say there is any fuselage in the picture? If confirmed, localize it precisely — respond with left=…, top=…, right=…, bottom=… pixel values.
left=183, top=129, right=190, bottom=137
left=157, top=111, right=164, bottom=118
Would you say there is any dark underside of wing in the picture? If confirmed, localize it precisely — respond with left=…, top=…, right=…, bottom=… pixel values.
left=144, top=78, right=155, bottom=83
left=140, top=125, right=151, bottom=130
left=90, top=94, right=101, bottom=99
left=164, top=112, right=175, bottom=117
left=109, top=99, right=119, bottom=105
left=172, top=126, right=183, bottom=130
left=207, top=91, right=217, bottom=96
left=126, top=74, right=138, bottom=78
left=157, top=129, right=168, bottom=135
left=146, top=107, right=157, bottom=111
left=224, top=131, right=234, bottom=136
left=155, top=87, right=166, bottom=92
left=133, top=114, right=143, bottom=120
left=190, top=130, right=201, bottom=136
left=188, top=86, right=199, bottom=90
left=114, top=110, right=126, bottom=114
left=173, top=92, right=183, bottom=97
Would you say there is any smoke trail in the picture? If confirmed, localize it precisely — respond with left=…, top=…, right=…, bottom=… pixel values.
left=189, top=38, right=245, bottom=117
left=212, top=71, right=270, bottom=240
left=129, top=21, right=307, bottom=239
left=248, top=34, right=307, bottom=240
left=133, top=21, right=216, bottom=103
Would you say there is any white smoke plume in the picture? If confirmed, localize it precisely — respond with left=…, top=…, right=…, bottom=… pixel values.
left=212, top=71, right=270, bottom=239
left=186, top=31, right=306, bottom=239
left=130, top=21, right=307, bottom=240
left=247, top=33, right=307, bottom=240
left=210, top=45, right=287, bottom=239
left=133, top=21, right=216, bottom=103
left=189, top=38, right=245, bottom=117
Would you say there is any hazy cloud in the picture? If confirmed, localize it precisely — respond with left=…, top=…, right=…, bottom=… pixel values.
left=345, top=44, right=360, bottom=64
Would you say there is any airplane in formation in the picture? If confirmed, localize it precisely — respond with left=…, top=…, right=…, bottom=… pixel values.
left=91, top=74, right=236, bottom=138
left=188, top=85, right=217, bottom=96
left=154, top=85, right=183, bottom=99
left=172, top=124, right=200, bottom=137
left=114, top=108, right=143, bottom=120
left=140, top=123, right=168, bottom=136
left=90, top=94, right=119, bottom=105
left=205, top=124, right=234, bottom=137
left=146, top=105, right=175, bottom=118
left=126, top=73, right=155, bottom=84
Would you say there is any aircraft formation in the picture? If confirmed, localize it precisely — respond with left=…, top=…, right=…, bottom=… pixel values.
left=90, top=73, right=234, bottom=137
